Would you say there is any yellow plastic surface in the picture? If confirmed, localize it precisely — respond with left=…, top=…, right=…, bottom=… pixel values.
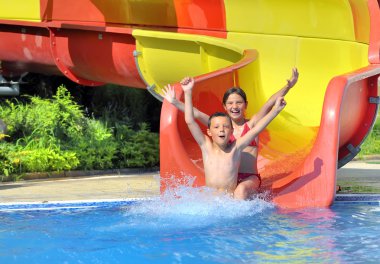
left=43, top=0, right=177, bottom=25
left=92, top=0, right=176, bottom=25
left=133, top=27, right=369, bottom=155
left=226, top=33, right=369, bottom=126
left=0, top=0, right=41, bottom=21
left=224, top=0, right=370, bottom=43
left=225, top=32, right=368, bottom=154
left=133, top=29, right=242, bottom=91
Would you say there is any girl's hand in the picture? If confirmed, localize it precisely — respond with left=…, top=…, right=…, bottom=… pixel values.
left=162, top=84, right=176, bottom=104
left=180, top=77, right=195, bottom=92
left=286, top=67, right=299, bottom=89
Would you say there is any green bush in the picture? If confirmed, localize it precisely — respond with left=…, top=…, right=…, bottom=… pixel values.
left=0, top=142, right=17, bottom=178
left=71, top=119, right=117, bottom=170
left=0, top=85, right=159, bottom=178
left=114, top=123, right=159, bottom=168
left=8, top=147, right=79, bottom=173
left=88, top=84, right=161, bottom=131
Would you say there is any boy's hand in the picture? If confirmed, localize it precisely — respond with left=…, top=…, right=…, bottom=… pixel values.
left=162, top=84, right=176, bottom=104
left=286, top=67, right=299, bottom=89
left=273, top=97, right=286, bottom=113
left=180, top=77, right=195, bottom=92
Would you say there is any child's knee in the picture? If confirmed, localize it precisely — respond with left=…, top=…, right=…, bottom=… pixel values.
left=234, top=185, right=249, bottom=200
left=235, top=182, right=259, bottom=200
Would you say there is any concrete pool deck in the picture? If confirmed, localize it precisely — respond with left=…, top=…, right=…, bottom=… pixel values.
left=337, top=160, right=380, bottom=192
left=0, top=161, right=379, bottom=203
left=0, top=171, right=161, bottom=203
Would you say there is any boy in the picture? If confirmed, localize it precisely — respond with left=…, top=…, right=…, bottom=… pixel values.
left=167, top=76, right=286, bottom=198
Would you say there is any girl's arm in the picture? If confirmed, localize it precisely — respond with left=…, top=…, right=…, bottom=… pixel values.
left=247, top=68, right=298, bottom=127
left=162, top=85, right=209, bottom=126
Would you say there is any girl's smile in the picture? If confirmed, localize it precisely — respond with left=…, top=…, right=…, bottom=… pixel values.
left=224, top=93, right=247, bottom=120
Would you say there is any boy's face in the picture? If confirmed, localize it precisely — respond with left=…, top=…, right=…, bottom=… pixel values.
left=207, top=116, right=233, bottom=145
left=223, top=93, right=247, bottom=121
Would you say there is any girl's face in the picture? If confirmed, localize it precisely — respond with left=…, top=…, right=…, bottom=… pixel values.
left=223, top=93, right=247, bottom=121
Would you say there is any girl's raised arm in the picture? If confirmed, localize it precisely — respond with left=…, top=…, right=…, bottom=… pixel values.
left=162, top=84, right=209, bottom=126
left=248, top=68, right=298, bottom=127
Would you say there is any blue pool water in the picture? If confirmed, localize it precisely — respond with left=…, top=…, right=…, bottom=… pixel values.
left=0, top=190, right=379, bottom=263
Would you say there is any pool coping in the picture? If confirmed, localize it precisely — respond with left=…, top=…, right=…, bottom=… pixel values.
left=0, top=194, right=379, bottom=211
left=334, top=194, right=380, bottom=205
left=0, top=198, right=152, bottom=211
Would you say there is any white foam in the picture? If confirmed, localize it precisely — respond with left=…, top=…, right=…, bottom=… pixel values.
left=122, top=176, right=274, bottom=229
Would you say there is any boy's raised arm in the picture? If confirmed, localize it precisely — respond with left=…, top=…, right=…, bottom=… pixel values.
left=162, top=85, right=210, bottom=126
left=181, top=77, right=207, bottom=147
left=237, top=97, right=286, bottom=151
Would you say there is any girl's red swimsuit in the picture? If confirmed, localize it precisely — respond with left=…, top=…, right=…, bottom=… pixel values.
left=229, top=122, right=261, bottom=186
left=229, top=122, right=258, bottom=147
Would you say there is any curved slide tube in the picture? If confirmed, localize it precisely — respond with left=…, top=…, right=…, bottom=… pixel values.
left=133, top=29, right=380, bottom=208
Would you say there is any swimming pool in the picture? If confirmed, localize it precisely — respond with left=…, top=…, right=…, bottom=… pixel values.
left=1, top=192, right=379, bottom=263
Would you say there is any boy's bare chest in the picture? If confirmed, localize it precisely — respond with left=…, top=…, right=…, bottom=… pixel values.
left=203, top=148, right=239, bottom=168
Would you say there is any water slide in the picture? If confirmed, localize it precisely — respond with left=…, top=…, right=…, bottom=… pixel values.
left=0, top=0, right=379, bottom=208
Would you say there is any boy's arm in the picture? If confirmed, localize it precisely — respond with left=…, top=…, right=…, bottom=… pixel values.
left=248, top=68, right=298, bottom=127
left=181, top=77, right=207, bottom=147
left=162, top=85, right=209, bottom=126
left=237, top=97, right=286, bottom=151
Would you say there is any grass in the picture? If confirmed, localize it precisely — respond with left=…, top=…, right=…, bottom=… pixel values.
left=367, top=161, right=380, bottom=164
left=358, top=114, right=380, bottom=158
left=337, top=181, right=380, bottom=194
left=338, top=115, right=380, bottom=193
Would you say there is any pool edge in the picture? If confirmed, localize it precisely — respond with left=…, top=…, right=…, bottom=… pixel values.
left=335, top=194, right=380, bottom=205
left=0, top=195, right=379, bottom=211
left=0, top=198, right=155, bottom=211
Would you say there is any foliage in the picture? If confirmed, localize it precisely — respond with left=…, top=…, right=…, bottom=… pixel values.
left=0, top=142, right=17, bottom=179
left=114, top=123, right=159, bottom=168
left=71, top=119, right=117, bottom=170
left=0, top=85, right=159, bottom=179
left=88, top=84, right=161, bottom=131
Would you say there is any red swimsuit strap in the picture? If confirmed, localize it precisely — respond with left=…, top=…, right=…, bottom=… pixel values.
left=233, top=123, right=257, bottom=147
left=229, top=123, right=258, bottom=147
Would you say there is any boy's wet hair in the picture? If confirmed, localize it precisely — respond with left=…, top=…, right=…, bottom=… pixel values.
left=208, top=112, right=233, bottom=128
left=222, top=87, right=247, bottom=105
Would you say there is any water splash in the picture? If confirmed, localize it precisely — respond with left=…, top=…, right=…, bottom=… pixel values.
left=122, top=175, right=274, bottom=230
